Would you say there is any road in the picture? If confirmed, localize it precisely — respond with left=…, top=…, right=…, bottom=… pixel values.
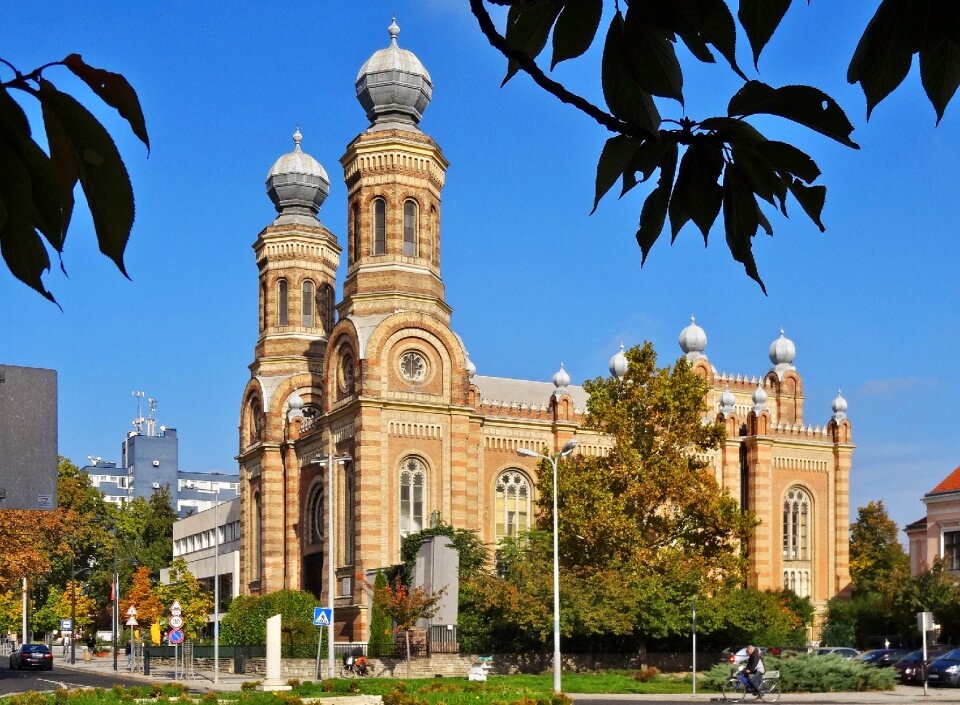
left=0, top=663, right=145, bottom=696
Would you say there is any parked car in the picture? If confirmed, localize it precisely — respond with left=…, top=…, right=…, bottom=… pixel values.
left=813, top=646, right=860, bottom=659
left=926, top=648, right=960, bottom=687
left=725, top=646, right=769, bottom=663
left=893, top=647, right=951, bottom=684
left=9, top=644, right=53, bottom=670
left=855, top=648, right=910, bottom=668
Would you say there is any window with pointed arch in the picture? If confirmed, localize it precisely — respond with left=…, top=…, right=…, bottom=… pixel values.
left=403, top=200, right=418, bottom=256
left=495, top=469, right=531, bottom=541
left=248, top=398, right=263, bottom=445
left=373, top=198, right=386, bottom=255
left=399, top=456, right=426, bottom=538
left=782, top=486, right=811, bottom=560
left=253, top=491, right=263, bottom=579
left=277, top=279, right=289, bottom=326
left=352, top=203, right=360, bottom=262
left=319, top=283, right=334, bottom=334
left=305, top=481, right=324, bottom=547
left=302, top=280, right=315, bottom=327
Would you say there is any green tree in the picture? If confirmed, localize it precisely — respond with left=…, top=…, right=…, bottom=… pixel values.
left=0, top=54, right=148, bottom=302
left=114, top=486, right=177, bottom=583
left=367, top=571, right=393, bottom=658
left=849, top=501, right=909, bottom=597
left=469, top=1, right=960, bottom=292
left=362, top=574, right=444, bottom=676
left=219, top=589, right=318, bottom=649
left=153, top=558, right=212, bottom=641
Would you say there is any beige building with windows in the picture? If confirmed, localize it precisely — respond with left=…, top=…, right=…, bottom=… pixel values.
left=237, top=22, right=854, bottom=643
left=906, top=465, right=960, bottom=576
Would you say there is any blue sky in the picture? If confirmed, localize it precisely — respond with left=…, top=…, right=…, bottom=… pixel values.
left=3, top=3, right=958, bottom=536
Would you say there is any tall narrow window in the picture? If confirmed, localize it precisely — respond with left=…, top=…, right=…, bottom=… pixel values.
left=945, top=530, right=960, bottom=571
left=495, top=470, right=531, bottom=542
left=319, top=284, right=333, bottom=334
left=260, top=282, right=266, bottom=331
left=344, top=463, right=355, bottom=564
left=403, top=200, right=418, bottom=256
left=399, top=457, right=426, bottom=538
left=373, top=198, right=386, bottom=255
left=302, top=280, right=314, bottom=327
left=278, top=279, right=288, bottom=326
left=306, top=482, right=324, bottom=546
left=253, top=492, right=263, bottom=579
left=352, top=204, right=360, bottom=262
left=782, top=486, right=812, bottom=597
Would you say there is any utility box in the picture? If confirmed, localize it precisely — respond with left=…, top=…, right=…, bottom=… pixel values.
left=0, top=364, right=58, bottom=510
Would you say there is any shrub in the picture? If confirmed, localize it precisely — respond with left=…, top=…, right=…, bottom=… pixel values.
left=240, top=681, right=261, bottom=691
left=287, top=678, right=301, bottom=687
left=701, top=655, right=896, bottom=693
left=633, top=666, right=660, bottom=682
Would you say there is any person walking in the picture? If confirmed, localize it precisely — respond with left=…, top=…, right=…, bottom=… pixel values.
left=125, top=641, right=133, bottom=670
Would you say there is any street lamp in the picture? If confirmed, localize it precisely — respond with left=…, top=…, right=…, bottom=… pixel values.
left=516, top=438, right=578, bottom=694
left=69, top=556, right=95, bottom=665
left=195, top=487, right=223, bottom=684
left=313, top=452, right=352, bottom=680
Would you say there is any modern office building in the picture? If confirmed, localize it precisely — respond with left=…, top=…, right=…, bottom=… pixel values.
left=237, top=21, right=854, bottom=643
left=83, top=404, right=238, bottom=516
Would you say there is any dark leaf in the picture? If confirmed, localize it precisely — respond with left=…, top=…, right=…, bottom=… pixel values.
left=602, top=12, right=661, bottom=134
left=503, top=1, right=563, bottom=84
left=691, top=0, right=746, bottom=79
left=552, top=0, right=604, bottom=69
left=730, top=145, right=787, bottom=212
left=63, top=54, right=150, bottom=152
left=847, top=0, right=920, bottom=120
left=593, top=135, right=643, bottom=213
left=635, top=143, right=678, bottom=264
left=700, top=116, right=767, bottom=144
left=722, top=162, right=766, bottom=293
left=738, top=0, right=792, bottom=69
left=0, top=88, right=66, bottom=248
left=757, top=206, right=773, bottom=236
left=622, top=137, right=674, bottom=197
left=0, top=141, right=55, bottom=302
left=787, top=178, right=826, bottom=231
left=753, top=140, right=820, bottom=183
left=920, top=36, right=960, bottom=124
left=39, top=95, right=78, bottom=251
left=623, top=7, right=684, bottom=103
left=38, top=79, right=133, bottom=277
left=728, top=81, right=859, bottom=149
left=668, top=142, right=724, bottom=242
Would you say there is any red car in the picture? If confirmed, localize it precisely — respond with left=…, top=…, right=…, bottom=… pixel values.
left=9, top=643, right=53, bottom=671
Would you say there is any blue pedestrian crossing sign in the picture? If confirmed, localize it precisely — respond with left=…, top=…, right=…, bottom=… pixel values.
left=313, top=607, right=332, bottom=626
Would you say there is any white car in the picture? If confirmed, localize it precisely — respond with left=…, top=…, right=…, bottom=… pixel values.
left=728, top=646, right=769, bottom=663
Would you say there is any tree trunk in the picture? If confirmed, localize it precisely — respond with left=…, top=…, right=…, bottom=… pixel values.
left=405, top=629, right=411, bottom=678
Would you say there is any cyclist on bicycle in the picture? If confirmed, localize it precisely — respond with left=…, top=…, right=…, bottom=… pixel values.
left=742, top=646, right=765, bottom=696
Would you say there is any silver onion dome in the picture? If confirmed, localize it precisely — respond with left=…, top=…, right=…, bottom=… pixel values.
left=720, top=386, right=736, bottom=415
left=266, top=128, right=330, bottom=224
left=679, top=316, right=707, bottom=362
left=465, top=352, right=477, bottom=380
left=356, top=19, right=433, bottom=128
left=552, top=363, right=571, bottom=392
left=832, top=390, right=848, bottom=421
left=768, top=328, right=797, bottom=374
left=609, top=343, right=628, bottom=379
left=752, top=383, right=768, bottom=413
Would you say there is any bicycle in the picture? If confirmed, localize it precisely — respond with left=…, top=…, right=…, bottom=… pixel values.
left=340, top=656, right=375, bottom=678
left=722, top=668, right=781, bottom=702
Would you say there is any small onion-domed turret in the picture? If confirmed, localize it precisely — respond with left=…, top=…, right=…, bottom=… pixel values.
left=552, top=363, right=570, bottom=393
left=832, top=390, right=848, bottom=421
left=609, top=343, right=628, bottom=379
left=768, top=328, right=796, bottom=375
left=679, top=316, right=707, bottom=362
left=266, top=128, right=330, bottom=225
left=356, top=19, right=433, bottom=128
left=720, top=386, right=736, bottom=416
left=465, top=353, right=476, bottom=380
left=752, top=383, right=768, bottom=413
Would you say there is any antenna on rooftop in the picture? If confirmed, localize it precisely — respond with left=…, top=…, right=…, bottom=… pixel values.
left=147, top=397, right=157, bottom=436
left=132, top=390, right=145, bottom=434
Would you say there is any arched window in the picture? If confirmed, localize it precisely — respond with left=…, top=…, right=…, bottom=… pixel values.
left=495, top=469, right=531, bottom=542
left=782, top=487, right=810, bottom=560
left=399, top=457, right=426, bottom=538
left=302, top=280, right=315, bottom=327
left=278, top=279, right=288, bottom=326
left=319, top=284, right=334, bottom=334
left=352, top=204, right=360, bottom=262
left=373, top=198, right=386, bottom=255
left=782, top=486, right=812, bottom=597
left=260, top=282, right=266, bottom=331
left=344, top=463, right=355, bottom=564
left=249, top=398, right=262, bottom=444
left=253, top=492, right=263, bottom=579
left=305, top=481, right=324, bottom=546
left=403, top=200, right=418, bottom=256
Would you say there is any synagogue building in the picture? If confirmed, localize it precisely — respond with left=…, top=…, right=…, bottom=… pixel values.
left=237, top=22, right=854, bottom=643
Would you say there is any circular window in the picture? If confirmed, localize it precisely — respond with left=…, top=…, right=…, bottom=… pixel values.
left=399, top=351, right=427, bottom=383
left=338, top=352, right=355, bottom=393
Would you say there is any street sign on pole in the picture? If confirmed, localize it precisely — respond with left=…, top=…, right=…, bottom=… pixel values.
left=126, top=606, right=137, bottom=617
left=169, top=615, right=184, bottom=629
left=60, top=618, right=73, bottom=632
left=313, top=607, right=332, bottom=626
left=169, top=629, right=185, bottom=645
left=125, top=617, right=138, bottom=627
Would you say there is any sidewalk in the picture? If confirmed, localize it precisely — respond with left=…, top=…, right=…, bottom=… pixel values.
left=56, top=656, right=960, bottom=702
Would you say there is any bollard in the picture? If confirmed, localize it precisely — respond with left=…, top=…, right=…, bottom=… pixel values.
left=143, top=648, right=150, bottom=676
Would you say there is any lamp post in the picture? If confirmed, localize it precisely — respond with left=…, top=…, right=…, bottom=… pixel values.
left=313, top=452, right=351, bottom=680
left=516, top=439, right=578, bottom=694
left=70, top=557, right=95, bottom=665
left=195, top=487, right=223, bottom=684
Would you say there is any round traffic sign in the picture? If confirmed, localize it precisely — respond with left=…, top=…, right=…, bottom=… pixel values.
left=168, top=628, right=185, bottom=645
left=169, top=615, right=184, bottom=629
